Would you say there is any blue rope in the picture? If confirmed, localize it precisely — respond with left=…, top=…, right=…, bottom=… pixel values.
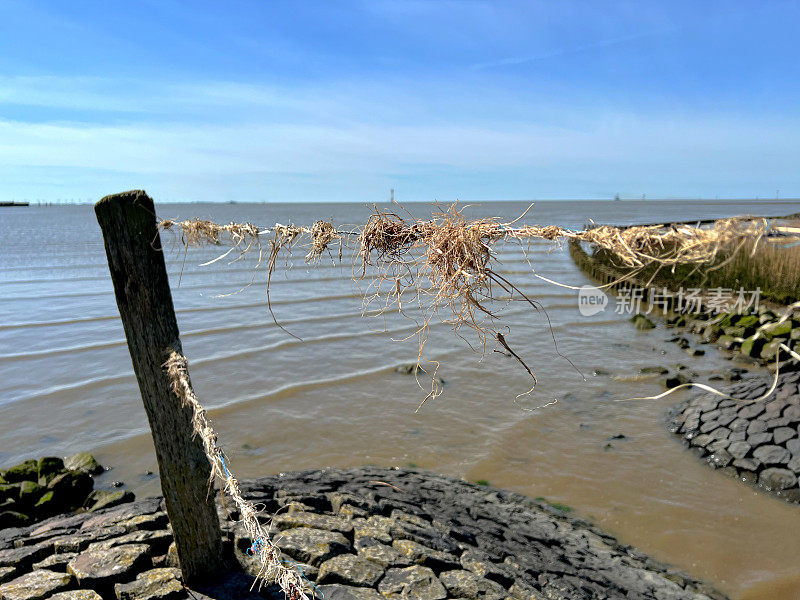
left=220, top=455, right=231, bottom=478
left=247, top=537, right=265, bottom=555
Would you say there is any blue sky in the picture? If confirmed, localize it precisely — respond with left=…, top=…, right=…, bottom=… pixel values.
left=1, top=1, right=798, bottom=203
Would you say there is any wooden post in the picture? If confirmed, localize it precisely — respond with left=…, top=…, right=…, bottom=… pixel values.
left=95, top=190, right=226, bottom=584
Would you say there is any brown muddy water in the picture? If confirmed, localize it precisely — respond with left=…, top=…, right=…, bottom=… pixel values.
left=2, top=200, right=800, bottom=599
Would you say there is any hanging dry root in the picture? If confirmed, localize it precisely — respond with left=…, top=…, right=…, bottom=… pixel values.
left=273, top=223, right=303, bottom=251
left=358, top=210, right=419, bottom=264
left=356, top=204, right=567, bottom=406
left=267, top=224, right=305, bottom=340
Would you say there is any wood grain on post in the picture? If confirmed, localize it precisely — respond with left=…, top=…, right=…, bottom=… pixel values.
left=95, top=190, right=225, bottom=584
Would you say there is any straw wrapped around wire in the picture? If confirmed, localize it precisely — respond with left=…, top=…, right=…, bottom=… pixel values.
left=158, top=206, right=795, bottom=404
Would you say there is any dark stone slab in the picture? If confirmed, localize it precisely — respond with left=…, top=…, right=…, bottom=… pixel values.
left=788, top=438, right=800, bottom=456
left=460, top=549, right=515, bottom=588
left=315, top=584, right=382, bottom=600
left=773, top=427, right=797, bottom=445
left=0, top=545, right=51, bottom=571
left=439, top=569, right=506, bottom=600
left=49, top=591, right=103, bottom=600
left=316, top=554, right=384, bottom=587
left=67, top=544, right=151, bottom=592
left=273, top=528, right=350, bottom=566
left=0, top=569, right=72, bottom=600
left=378, top=565, right=447, bottom=600
left=273, top=511, right=353, bottom=535
left=391, top=539, right=460, bottom=572
left=753, top=445, right=791, bottom=466
left=747, top=432, right=774, bottom=447
left=759, top=468, right=797, bottom=491
left=113, top=567, right=183, bottom=600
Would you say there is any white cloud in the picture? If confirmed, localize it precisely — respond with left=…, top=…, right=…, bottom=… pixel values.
left=0, top=75, right=798, bottom=201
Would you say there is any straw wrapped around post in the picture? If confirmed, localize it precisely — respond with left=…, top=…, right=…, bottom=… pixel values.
left=164, top=350, right=312, bottom=600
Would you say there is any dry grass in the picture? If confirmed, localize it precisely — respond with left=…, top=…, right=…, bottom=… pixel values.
left=306, top=220, right=339, bottom=262
left=357, top=205, right=521, bottom=405
left=160, top=218, right=261, bottom=251
left=588, top=227, right=800, bottom=305
left=579, top=218, right=771, bottom=269
left=710, top=238, right=800, bottom=304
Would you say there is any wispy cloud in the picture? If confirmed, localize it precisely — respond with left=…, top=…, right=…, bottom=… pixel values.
left=470, top=28, right=676, bottom=70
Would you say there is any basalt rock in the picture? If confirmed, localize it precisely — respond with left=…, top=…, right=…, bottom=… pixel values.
left=0, top=454, right=125, bottom=530
left=63, top=454, right=103, bottom=477
left=378, top=565, right=447, bottom=600
left=0, top=569, right=73, bottom=600
left=85, top=491, right=135, bottom=513
left=273, top=527, right=350, bottom=567
left=113, top=568, right=183, bottom=600
left=2, top=462, right=38, bottom=485
left=37, top=458, right=64, bottom=485
left=67, top=544, right=152, bottom=591
left=631, top=314, right=656, bottom=331
left=317, top=554, right=385, bottom=587
left=49, top=591, right=102, bottom=600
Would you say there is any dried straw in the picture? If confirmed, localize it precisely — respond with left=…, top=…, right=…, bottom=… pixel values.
left=305, top=220, right=338, bottom=262
left=160, top=218, right=262, bottom=251
left=576, top=218, right=771, bottom=269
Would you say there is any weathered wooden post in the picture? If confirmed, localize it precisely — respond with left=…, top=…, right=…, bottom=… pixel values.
left=95, top=190, right=226, bottom=584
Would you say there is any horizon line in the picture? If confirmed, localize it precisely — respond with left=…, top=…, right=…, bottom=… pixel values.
left=15, top=197, right=800, bottom=206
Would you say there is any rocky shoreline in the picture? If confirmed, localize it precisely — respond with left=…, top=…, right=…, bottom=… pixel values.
left=569, top=235, right=800, bottom=378
left=570, top=233, right=800, bottom=504
left=0, top=466, right=728, bottom=600
left=669, top=371, right=800, bottom=503
left=661, top=308, right=799, bottom=374
left=0, top=454, right=133, bottom=530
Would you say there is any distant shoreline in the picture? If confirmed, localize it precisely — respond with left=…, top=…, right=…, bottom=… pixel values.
left=14, top=198, right=800, bottom=206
